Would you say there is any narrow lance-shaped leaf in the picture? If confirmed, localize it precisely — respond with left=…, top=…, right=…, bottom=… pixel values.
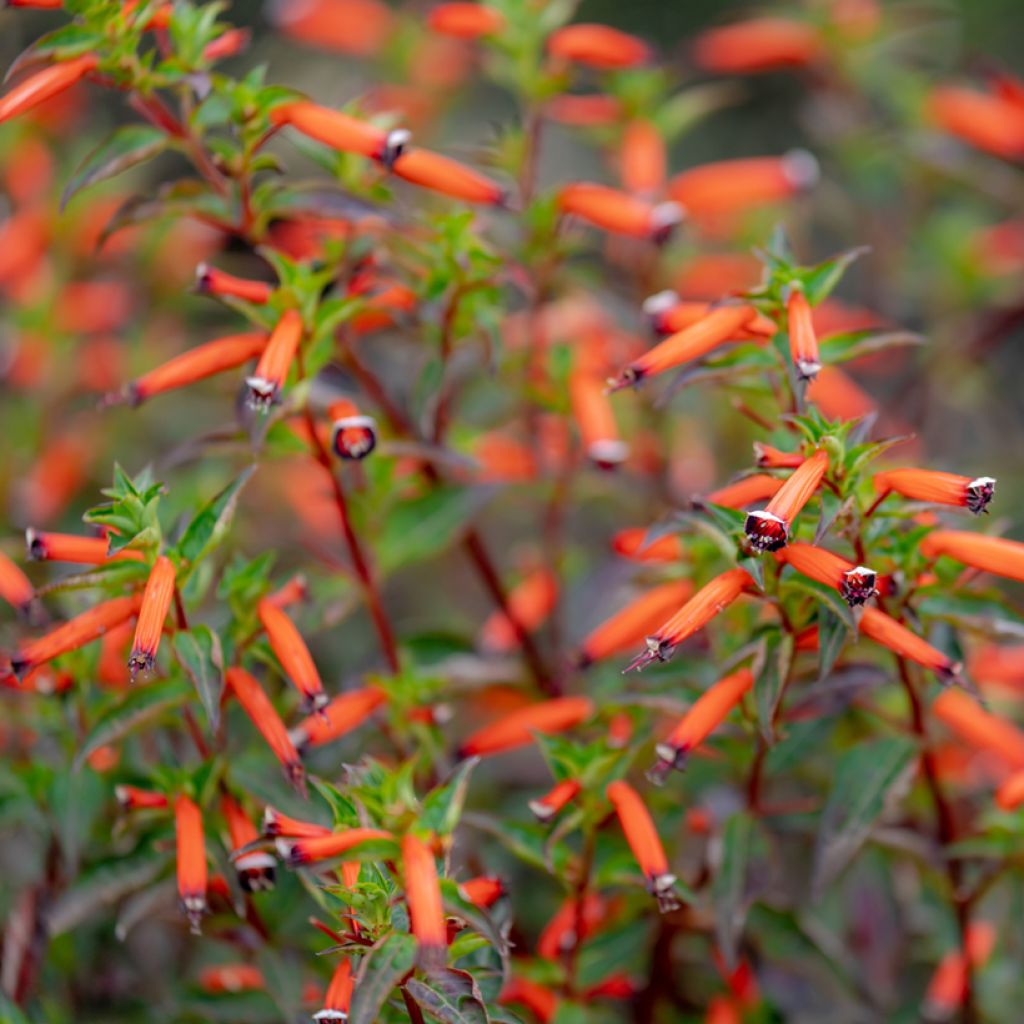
left=172, top=625, right=225, bottom=732
left=347, top=932, right=419, bottom=1024
left=754, top=630, right=794, bottom=742
left=712, top=810, right=755, bottom=969
left=406, top=968, right=490, bottom=1024
left=177, top=464, right=256, bottom=564
left=61, top=125, right=170, bottom=211
left=420, top=758, right=479, bottom=837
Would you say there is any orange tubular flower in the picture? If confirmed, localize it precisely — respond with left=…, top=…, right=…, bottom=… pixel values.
left=920, top=530, right=1024, bottom=584
left=121, top=332, right=267, bottom=406
left=668, top=151, right=819, bottom=219
left=257, top=598, right=327, bottom=713
left=26, top=530, right=145, bottom=565
left=198, top=964, right=266, bottom=994
left=221, top=792, right=276, bottom=892
left=427, top=3, right=505, bottom=39
left=776, top=543, right=879, bottom=607
left=194, top=264, right=272, bottom=304
left=115, top=785, right=168, bottom=811
left=402, top=832, right=447, bottom=970
left=923, top=923, right=996, bottom=1020
left=98, top=619, right=132, bottom=689
left=605, top=780, right=678, bottom=912
left=933, top=689, right=1024, bottom=769
left=557, top=183, right=682, bottom=243
left=390, top=148, right=505, bottom=205
left=545, top=93, right=622, bottom=127
left=479, top=567, right=558, bottom=654
left=570, top=367, right=628, bottom=468
left=608, top=304, right=759, bottom=391
left=701, top=474, right=785, bottom=510
left=873, top=469, right=996, bottom=515
left=969, top=644, right=1024, bottom=694
left=459, top=876, right=505, bottom=908
left=744, top=450, right=828, bottom=552
left=129, top=556, right=176, bottom=677
left=806, top=365, right=874, bottom=421
left=328, top=398, right=378, bottom=461
left=226, top=667, right=306, bottom=790
left=621, top=119, right=666, bottom=196
left=692, top=18, right=824, bottom=74
left=642, top=292, right=776, bottom=339
left=537, top=892, right=606, bottom=959
left=753, top=442, right=804, bottom=469
left=577, top=580, right=695, bottom=666
left=270, top=100, right=407, bottom=164
left=0, top=550, right=34, bottom=614
left=611, top=528, right=684, bottom=563
left=547, top=24, right=650, bottom=69
left=860, top=606, right=959, bottom=679
left=499, top=977, right=559, bottom=1023
left=0, top=55, right=98, bottom=126
left=267, top=574, right=309, bottom=609
left=786, top=289, right=821, bottom=381
left=457, top=696, right=595, bottom=758
left=625, top=568, right=755, bottom=672
left=202, top=27, right=251, bottom=61
left=316, top=959, right=354, bottom=1023
left=11, top=593, right=143, bottom=678
left=246, top=309, right=303, bottom=410
left=261, top=806, right=332, bottom=839
left=651, top=668, right=754, bottom=779
left=996, top=770, right=1024, bottom=810
left=528, top=778, right=582, bottom=822
left=927, top=86, right=1024, bottom=160
left=277, top=828, right=394, bottom=866
left=289, top=686, right=387, bottom=751
left=174, top=794, right=207, bottom=933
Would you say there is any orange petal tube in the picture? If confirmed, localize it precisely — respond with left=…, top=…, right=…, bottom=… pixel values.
left=606, top=780, right=678, bottom=911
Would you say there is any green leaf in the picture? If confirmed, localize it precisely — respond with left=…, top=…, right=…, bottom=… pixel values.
left=712, top=811, right=755, bottom=969
left=406, top=969, right=490, bottom=1024
left=62, top=125, right=169, bottom=211
left=172, top=626, right=225, bottom=732
left=753, top=630, right=794, bottom=742
left=783, top=575, right=856, bottom=630
left=817, top=607, right=850, bottom=682
left=420, top=758, right=478, bottom=837
left=811, top=737, right=917, bottom=899
left=820, top=330, right=924, bottom=366
left=348, top=932, right=419, bottom=1024
left=797, top=246, right=869, bottom=306
left=177, top=465, right=256, bottom=564
left=74, top=679, right=192, bottom=770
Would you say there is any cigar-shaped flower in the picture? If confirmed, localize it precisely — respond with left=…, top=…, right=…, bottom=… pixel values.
left=537, top=892, right=606, bottom=959
left=11, top=592, right=143, bottom=678
left=277, top=828, right=394, bottom=866
left=692, top=17, right=824, bottom=74
left=528, top=778, right=581, bottom=822
left=611, top=528, right=684, bottom=563
left=226, top=666, right=306, bottom=791
left=776, top=543, right=879, bottom=607
left=261, top=806, right=331, bottom=839
left=427, top=3, right=505, bottom=39
left=547, top=24, right=649, bottom=69
left=626, top=568, right=755, bottom=671
left=221, top=793, right=275, bottom=892
left=198, top=964, right=266, bottom=994
left=459, top=875, right=505, bottom=908
left=499, top=977, right=559, bottom=1023
left=927, top=86, right=1024, bottom=160
left=873, top=469, right=996, bottom=515
left=479, top=566, right=557, bottom=654
left=608, top=305, right=760, bottom=391
left=390, top=148, right=505, bottom=205
left=328, top=398, right=378, bottom=461
left=933, top=689, right=1024, bottom=769
left=806, top=365, right=875, bottom=421
left=402, top=832, right=447, bottom=970
left=270, top=100, right=408, bottom=164
left=546, top=93, right=623, bottom=127
left=570, top=368, right=628, bottom=468
left=786, top=289, right=821, bottom=380
left=605, top=780, right=679, bottom=912
left=923, top=923, right=996, bottom=1020
left=920, top=530, right=1024, bottom=583
left=128, top=556, right=176, bottom=677
left=996, top=770, right=1024, bottom=811
left=744, top=450, right=828, bottom=552
left=457, top=696, right=594, bottom=758
left=174, top=794, right=207, bottom=933
left=860, top=606, right=959, bottom=679
left=257, top=597, right=327, bottom=713
left=315, top=959, right=354, bottom=1023
left=26, top=529, right=145, bottom=564
left=621, top=119, right=666, bottom=196
left=203, top=26, right=251, bottom=61
left=651, top=668, right=754, bottom=779
left=642, top=292, right=777, bottom=339
left=195, top=264, right=272, bottom=304
left=701, top=475, right=785, bottom=511
left=607, top=712, right=633, bottom=748
left=98, top=619, right=132, bottom=689
left=0, top=54, right=98, bottom=126
left=557, top=183, right=682, bottom=242
left=289, top=686, right=386, bottom=751
left=753, top=442, right=805, bottom=469
left=0, top=550, right=34, bottom=614
left=119, top=332, right=267, bottom=406
left=267, top=574, right=308, bottom=609
left=668, top=152, right=819, bottom=219
left=577, top=580, right=694, bottom=666
left=115, top=785, right=168, bottom=811
left=246, top=309, right=303, bottom=410
left=969, top=644, right=1024, bottom=694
